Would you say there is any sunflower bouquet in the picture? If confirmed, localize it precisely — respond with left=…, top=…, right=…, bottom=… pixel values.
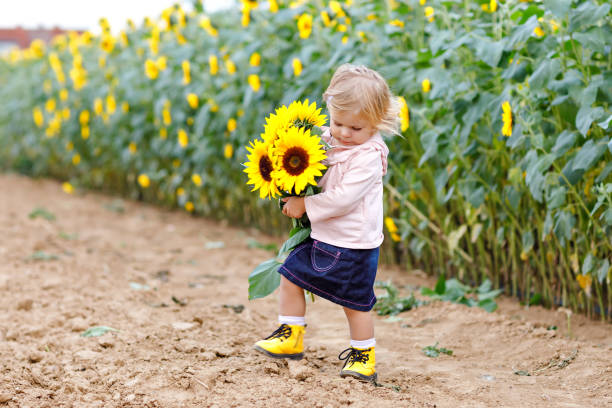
left=244, top=100, right=328, bottom=299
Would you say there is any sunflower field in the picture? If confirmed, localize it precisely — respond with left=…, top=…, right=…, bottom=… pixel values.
left=0, top=0, right=610, bottom=319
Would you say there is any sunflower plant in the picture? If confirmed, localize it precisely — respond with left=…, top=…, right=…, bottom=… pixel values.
left=2, top=0, right=610, bottom=318
left=244, top=99, right=328, bottom=300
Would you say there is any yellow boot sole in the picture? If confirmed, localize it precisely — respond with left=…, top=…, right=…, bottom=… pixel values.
left=340, top=369, right=377, bottom=383
left=254, top=345, right=304, bottom=360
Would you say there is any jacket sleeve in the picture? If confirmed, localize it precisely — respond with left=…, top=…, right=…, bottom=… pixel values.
left=304, top=149, right=382, bottom=223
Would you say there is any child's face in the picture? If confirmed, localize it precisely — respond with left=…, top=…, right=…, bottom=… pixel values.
left=329, top=109, right=376, bottom=146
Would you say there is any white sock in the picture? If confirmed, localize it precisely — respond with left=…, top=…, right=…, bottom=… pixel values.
left=351, top=338, right=376, bottom=349
left=278, top=315, right=306, bottom=326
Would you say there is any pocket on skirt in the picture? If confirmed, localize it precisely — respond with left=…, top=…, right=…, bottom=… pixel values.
left=311, top=240, right=342, bottom=273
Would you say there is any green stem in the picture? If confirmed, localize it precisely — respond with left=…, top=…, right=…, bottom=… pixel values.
left=593, top=281, right=605, bottom=321
left=550, top=160, right=612, bottom=252
left=569, top=33, right=590, bottom=83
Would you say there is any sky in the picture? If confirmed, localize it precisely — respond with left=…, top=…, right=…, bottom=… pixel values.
left=0, top=0, right=233, bottom=33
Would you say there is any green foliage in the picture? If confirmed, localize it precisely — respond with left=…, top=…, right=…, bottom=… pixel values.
left=421, top=275, right=503, bottom=312
left=0, top=0, right=610, bottom=317
left=103, top=199, right=125, bottom=214
left=422, top=342, right=453, bottom=358
left=248, top=227, right=311, bottom=299
left=248, top=259, right=282, bottom=300
left=27, top=251, right=59, bottom=261
left=28, top=207, right=56, bottom=221
left=247, top=238, right=279, bottom=253
left=373, top=281, right=425, bottom=316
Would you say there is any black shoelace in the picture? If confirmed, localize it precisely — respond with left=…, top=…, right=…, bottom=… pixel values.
left=338, top=347, right=369, bottom=368
left=264, top=324, right=292, bottom=340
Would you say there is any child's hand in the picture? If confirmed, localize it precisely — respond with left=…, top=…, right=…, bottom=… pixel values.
left=281, top=197, right=306, bottom=218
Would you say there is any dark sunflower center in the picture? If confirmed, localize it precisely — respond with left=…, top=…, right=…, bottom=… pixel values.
left=283, top=147, right=309, bottom=176
left=258, top=155, right=273, bottom=182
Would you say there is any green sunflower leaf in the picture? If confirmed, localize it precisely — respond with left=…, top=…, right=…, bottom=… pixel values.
left=248, top=259, right=282, bottom=300
left=277, top=227, right=311, bottom=257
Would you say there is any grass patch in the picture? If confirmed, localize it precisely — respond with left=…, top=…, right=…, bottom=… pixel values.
left=28, top=207, right=56, bottom=221
left=422, top=343, right=453, bottom=358
left=27, top=251, right=59, bottom=261
left=374, top=281, right=426, bottom=316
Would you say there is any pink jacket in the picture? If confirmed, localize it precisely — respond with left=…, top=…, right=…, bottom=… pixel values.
left=304, top=127, right=389, bottom=249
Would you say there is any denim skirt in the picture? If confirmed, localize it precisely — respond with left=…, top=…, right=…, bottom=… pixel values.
left=278, top=237, right=379, bottom=312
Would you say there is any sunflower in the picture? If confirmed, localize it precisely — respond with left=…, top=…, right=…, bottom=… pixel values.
left=261, top=105, right=291, bottom=144
left=424, top=6, right=434, bottom=22
left=272, top=126, right=327, bottom=195
left=249, top=52, right=261, bottom=67
left=100, top=33, right=115, bottom=53
left=501, top=101, right=513, bottom=136
left=297, top=14, right=313, bottom=39
left=285, top=99, right=327, bottom=130
left=292, top=58, right=302, bottom=76
left=209, top=55, right=219, bottom=75
left=422, top=78, right=431, bottom=93
left=248, top=74, right=261, bottom=92
left=398, top=96, right=409, bottom=132
left=145, top=59, right=159, bottom=79
left=244, top=139, right=280, bottom=199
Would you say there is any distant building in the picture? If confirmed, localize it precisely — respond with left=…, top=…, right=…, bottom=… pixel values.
left=0, top=26, right=83, bottom=53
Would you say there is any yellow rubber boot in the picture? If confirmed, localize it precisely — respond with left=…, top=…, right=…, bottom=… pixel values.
left=339, top=347, right=377, bottom=382
left=254, top=324, right=305, bottom=360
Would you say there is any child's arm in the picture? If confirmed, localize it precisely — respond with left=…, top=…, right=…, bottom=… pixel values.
left=304, top=149, right=382, bottom=222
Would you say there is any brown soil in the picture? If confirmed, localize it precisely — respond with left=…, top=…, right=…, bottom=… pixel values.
left=0, top=173, right=610, bottom=408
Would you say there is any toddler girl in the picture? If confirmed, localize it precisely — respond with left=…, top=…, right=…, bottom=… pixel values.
left=254, top=64, right=400, bottom=382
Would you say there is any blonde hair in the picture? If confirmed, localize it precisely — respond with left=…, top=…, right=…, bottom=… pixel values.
left=323, top=64, right=400, bottom=135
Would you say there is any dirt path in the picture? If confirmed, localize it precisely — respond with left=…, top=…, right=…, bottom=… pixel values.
left=0, top=173, right=610, bottom=408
